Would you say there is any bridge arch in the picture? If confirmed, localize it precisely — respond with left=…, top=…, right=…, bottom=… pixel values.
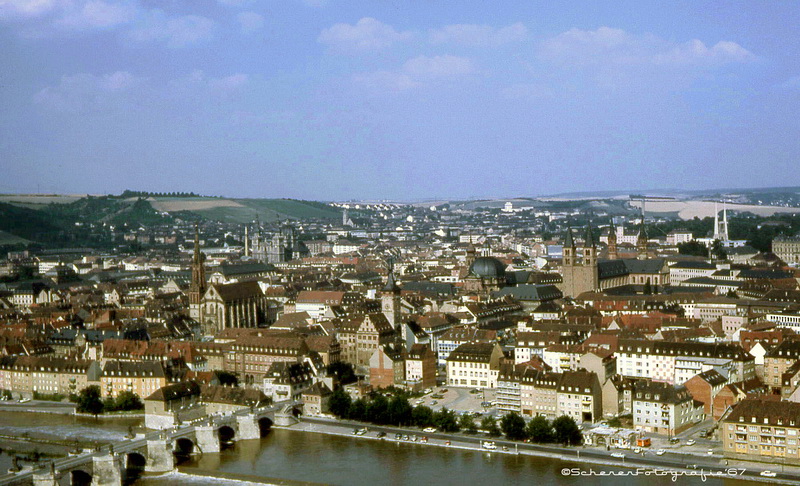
left=258, top=417, right=273, bottom=437
left=218, top=425, right=236, bottom=446
left=174, top=437, right=196, bottom=463
left=70, top=468, right=92, bottom=486
left=124, top=452, right=146, bottom=483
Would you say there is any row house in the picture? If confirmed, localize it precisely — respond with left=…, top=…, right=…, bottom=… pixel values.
left=616, top=339, right=754, bottom=385
left=683, top=369, right=728, bottom=415
left=224, top=333, right=310, bottom=387
left=556, top=370, right=603, bottom=423
left=101, top=361, right=168, bottom=399
left=514, top=331, right=579, bottom=364
left=520, top=370, right=561, bottom=418
left=446, top=342, right=503, bottom=389
left=337, top=313, right=395, bottom=369
left=764, top=341, right=800, bottom=393
left=633, top=381, right=705, bottom=436
left=437, top=327, right=498, bottom=366
left=723, top=398, right=800, bottom=464
left=0, top=356, right=100, bottom=398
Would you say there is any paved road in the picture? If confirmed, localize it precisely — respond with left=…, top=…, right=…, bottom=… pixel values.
left=0, top=400, right=76, bottom=414
left=299, top=416, right=800, bottom=485
left=0, top=401, right=294, bottom=486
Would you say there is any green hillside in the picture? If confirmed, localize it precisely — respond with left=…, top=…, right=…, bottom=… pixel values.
left=183, top=199, right=341, bottom=223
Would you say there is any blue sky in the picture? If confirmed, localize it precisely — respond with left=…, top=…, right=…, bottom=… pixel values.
left=1, top=1, right=799, bottom=201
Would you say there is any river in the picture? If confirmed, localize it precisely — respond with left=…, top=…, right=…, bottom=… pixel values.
left=141, top=428, right=759, bottom=486
left=0, top=412, right=760, bottom=485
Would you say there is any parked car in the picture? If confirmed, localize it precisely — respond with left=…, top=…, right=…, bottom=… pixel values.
left=656, top=449, right=666, bottom=456
left=482, top=441, right=497, bottom=450
left=377, top=432, right=386, bottom=439
left=395, top=434, right=402, bottom=440
left=669, top=438, right=680, bottom=444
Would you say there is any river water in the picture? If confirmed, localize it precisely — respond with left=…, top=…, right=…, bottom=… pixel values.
left=0, top=412, right=758, bottom=486
left=142, top=429, right=757, bottom=486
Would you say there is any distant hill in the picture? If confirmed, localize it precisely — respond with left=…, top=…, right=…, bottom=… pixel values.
left=148, top=197, right=341, bottom=223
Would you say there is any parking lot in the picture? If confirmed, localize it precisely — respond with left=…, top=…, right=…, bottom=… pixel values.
left=413, top=387, right=498, bottom=417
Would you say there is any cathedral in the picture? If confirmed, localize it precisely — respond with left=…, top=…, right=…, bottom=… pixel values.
left=249, top=224, right=309, bottom=264
left=190, top=225, right=271, bottom=336
left=560, top=223, right=670, bottom=299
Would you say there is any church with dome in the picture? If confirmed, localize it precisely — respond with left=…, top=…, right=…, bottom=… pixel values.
left=462, top=247, right=508, bottom=294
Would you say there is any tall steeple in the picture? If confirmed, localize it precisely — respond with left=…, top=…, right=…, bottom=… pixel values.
left=583, top=222, right=596, bottom=267
left=189, top=223, right=207, bottom=321
left=563, top=227, right=576, bottom=266
left=244, top=224, right=250, bottom=257
left=607, top=219, right=618, bottom=260
left=637, top=220, right=648, bottom=260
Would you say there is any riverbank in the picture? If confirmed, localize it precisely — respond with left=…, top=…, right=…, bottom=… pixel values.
left=179, top=468, right=328, bottom=486
left=283, top=417, right=798, bottom=485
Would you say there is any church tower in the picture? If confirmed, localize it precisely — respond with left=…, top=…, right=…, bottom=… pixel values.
left=637, top=222, right=648, bottom=260
left=189, top=224, right=206, bottom=321
left=381, top=260, right=403, bottom=339
left=561, top=225, right=599, bottom=298
left=244, top=224, right=250, bottom=257
left=607, top=219, right=618, bottom=260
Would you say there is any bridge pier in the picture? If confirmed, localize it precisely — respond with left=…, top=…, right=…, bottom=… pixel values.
left=91, top=453, right=121, bottom=486
left=236, top=414, right=260, bottom=441
left=195, top=425, right=220, bottom=453
left=274, top=412, right=298, bottom=427
left=145, top=439, right=175, bottom=473
left=31, top=468, right=58, bottom=486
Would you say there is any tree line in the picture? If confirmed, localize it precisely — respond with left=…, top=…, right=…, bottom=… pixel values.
left=328, top=388, right=582, bottom=445
left=72, top=385, right=143, bottom=415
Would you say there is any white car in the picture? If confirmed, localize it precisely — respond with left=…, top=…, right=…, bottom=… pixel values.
left=760, top=471, right=777, bottom=478
left=423, top=427, right=437, bottom=433
left=482, top=441, right=497, bottom=450
left=686, top=439, right=696, bottom=446
left=610, top=452, right=625, bottom=459
left=656, top=449, right=666, bottom=456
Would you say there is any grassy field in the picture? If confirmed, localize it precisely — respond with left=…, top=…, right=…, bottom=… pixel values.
left=630, top=200, right=800, bottom=220
left=0, top=230, right=30, bottom=245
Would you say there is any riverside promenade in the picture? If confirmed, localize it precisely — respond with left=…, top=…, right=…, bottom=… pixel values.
left=291, top=416, right=800, bottom=485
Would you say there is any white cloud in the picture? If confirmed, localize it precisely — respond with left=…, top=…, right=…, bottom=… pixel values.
left=538, top=26, right=754, bottom=67
left=355, top=54, right=475, bottom=93
left=33, top=70, right=144, bottom=112
left=236, top=11, right=262, bottom=35
left=653, top=39, right=755, bottom=65
left=0, top=0, right=64, bottom=18
left=209, top=73, right=248, bottom=91
left=57, top=1, right=136, bottom=29
left=429, top=22, right=527, bottom=47
left=353, top=71, right=420, bottom=93
left=318, top=17, right=412, bottom=52
left=403, top=55, right=474, bottom=78
left=501, top=83, right=553, bottom=101
left=128, top=9, right=214, bottom=48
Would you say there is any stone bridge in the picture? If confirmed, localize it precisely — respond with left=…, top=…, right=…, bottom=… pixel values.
left=0, top=402, right=299, bottom=486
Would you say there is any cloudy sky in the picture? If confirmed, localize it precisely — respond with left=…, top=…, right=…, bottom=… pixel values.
left=2, top=1, right=799, bottom=200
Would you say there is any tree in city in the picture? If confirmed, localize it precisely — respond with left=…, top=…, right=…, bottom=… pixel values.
left=366, top=394, right=389, bottom=425
left=459, top=413, right=478, bottom=434
left=711, top=239, right=728, bottom=261
left=75, top=385, right=104, bottom=416
left=526, top=415, right=553, bottom=443
left=329, top=388, right=352, bottom=419
left=500, top=412, right=527, bottom=441
left=327, top=362, right=358, bottom=385
left=215, top=371, right=239, bottom=386
left=348, top=398, right=368, bottom=422
left=412, top=405, right=434, bottom=427
left=552, top=415, right=583, bottom=446
left=433, top=408, right=460, bottom=433
left=677, top=240, right=708, bottom=257
left=113, top=391, right=143, bottom=411
left=387, top=395, right=413, bottom=426
left=481, top=416, right=500, bottom=437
